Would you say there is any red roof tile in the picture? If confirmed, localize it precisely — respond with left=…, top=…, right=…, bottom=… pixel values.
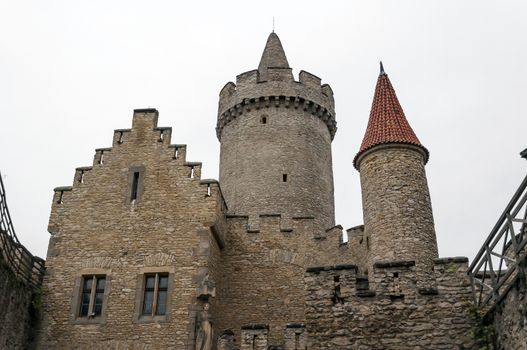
left=353, top=70, right=428, bottom=169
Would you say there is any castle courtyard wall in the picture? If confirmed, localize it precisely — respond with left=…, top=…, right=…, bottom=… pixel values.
left=214, top=215, right=355, bottom=346
left=304, top=257, right=475, bottom=349
left=0, top=256, right=36, bottom=350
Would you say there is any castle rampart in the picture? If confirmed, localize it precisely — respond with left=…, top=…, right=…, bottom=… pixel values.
left=304, top=257, right=475, bottom=349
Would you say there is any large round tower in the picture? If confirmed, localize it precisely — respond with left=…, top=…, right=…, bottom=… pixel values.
left=354, top=64, right=439, bottom=277
left=217, top=33, right=336, bottom=229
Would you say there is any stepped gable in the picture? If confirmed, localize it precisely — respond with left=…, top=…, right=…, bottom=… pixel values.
left=353, top=63, right=429, bottom=169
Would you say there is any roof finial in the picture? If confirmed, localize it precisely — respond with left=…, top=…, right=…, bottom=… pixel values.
left=380, top=61, right=385, bottom=75
left=272, top=17, right=275, bottom=33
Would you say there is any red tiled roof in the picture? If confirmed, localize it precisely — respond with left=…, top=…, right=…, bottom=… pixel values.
left=353, top=71, right=428, bottom=169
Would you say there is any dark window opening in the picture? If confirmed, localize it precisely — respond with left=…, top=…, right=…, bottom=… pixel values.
left=332, top=275, right=343, bottom=304
left=118, top=131, right=124, bottom=144
left=57, top=191, right=64, bottom=204
left=260, top=115, right=268, bottom=124
left=159, top=131, right=164, bottom=142
left=174, top=147, right=179, bottom=159
left=142, top=273, right=168, bottom=316
left=79, top=275, right=106, bottom=317
left=393, top=272, right=399, bottom=278
left=79, top=171, right=85, bottom=183
left=283, top=174, right=288, bottom=182
left=131, top=172, right=140, bottom=201
left=99, top=152, right=104, bottom=165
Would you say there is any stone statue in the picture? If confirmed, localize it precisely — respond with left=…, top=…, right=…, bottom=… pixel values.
left=195, top=302, right=213, bottom=350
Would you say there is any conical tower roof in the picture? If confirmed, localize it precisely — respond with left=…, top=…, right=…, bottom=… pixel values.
left=353, top=63, right=429, bottom=169
left=258, top=32, right=290, bottom=80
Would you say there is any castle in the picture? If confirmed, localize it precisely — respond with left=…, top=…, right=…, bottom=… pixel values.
left=2, top=32, right=526, bottom=349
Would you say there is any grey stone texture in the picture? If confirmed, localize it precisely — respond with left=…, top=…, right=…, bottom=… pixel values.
left=491, top=271, right=527, bottom=350
left=357, top=144, right=439, bottom=281
left=217, top=34, right=336, bottom=231
left=304, top=259, right=475, bottom=349
left=0, top=256, right=35, bottom=350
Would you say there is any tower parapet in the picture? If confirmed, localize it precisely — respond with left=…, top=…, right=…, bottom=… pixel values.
left=217, top=68, right=336, bottom=140
left=217, top=33, right=336, bottom=229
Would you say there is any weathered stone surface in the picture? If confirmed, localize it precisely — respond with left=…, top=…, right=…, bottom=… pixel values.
left=358, top=145, right=439, bottom=281
left=304, top=259, right=475, bottom=349
left=0, top=256, right=36, bottom=349
left=491, top=272, right=527, bottom=350
left=38, top=110, right=226, bottom=349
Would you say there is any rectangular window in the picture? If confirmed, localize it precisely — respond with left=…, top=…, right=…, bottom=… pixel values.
left=142, top=273, right=168, bottom=316
left=131, top=171, right=140, bottom=201
left=79, top=275, right=106, bottom=317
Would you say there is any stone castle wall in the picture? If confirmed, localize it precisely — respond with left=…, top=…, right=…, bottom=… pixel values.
left=38, top=110, right=225, bottom=349
left=0, top=256, right=36, bottom=350
left=491, top=267, right=527, bottom=350
left=214, top=215, right=355, bottom=347
left=304, top=257, right=475, bottom=349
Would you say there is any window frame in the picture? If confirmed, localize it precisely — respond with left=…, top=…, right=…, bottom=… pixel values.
left=70, top=269, right=111, bottom=324
left=126, top=165, right=145, bottom=204
left=134, top=267, right=174, bottom=323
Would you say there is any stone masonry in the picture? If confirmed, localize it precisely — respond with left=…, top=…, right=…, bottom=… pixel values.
left=13, top=31, right=523, bottom=349
left=39, top=109, right=226, bottom=349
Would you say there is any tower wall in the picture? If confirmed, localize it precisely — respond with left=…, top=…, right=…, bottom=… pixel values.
left=358, top=145, right=438, bottom=276
left=218, top=70, right=336, bottom=229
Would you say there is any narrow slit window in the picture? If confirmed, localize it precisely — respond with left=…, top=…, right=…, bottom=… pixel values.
left=159, top=131, right=164, bottom=142
left=99, top=152, right=104, bottom=165
left=174, top=148, right=179, bottom=159
left=58, top=191, right=64, bottom=204
left=118, top=132, right=124, bottom=144
left=190, top=167, right=195, bottom=179
left=206, top=184, right=211, bottom=197
left=283, top=174, right=288, bottom=182
left=79, top=171, right=85, bottom=183
left=131, top=172, right=140, bottom=201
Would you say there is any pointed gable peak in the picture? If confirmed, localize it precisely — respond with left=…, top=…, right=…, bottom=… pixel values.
left=353, top=65, right=429, bottom=169
left=258, top=32, right=290, bottom=75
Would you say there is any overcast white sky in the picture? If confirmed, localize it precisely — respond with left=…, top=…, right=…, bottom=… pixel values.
left=0, top=0, right=526, bottom=260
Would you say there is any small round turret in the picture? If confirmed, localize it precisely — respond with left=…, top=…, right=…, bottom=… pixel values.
left=355, top=65, right=438, bottom=277
left=217, top=33, right=336, bottom=229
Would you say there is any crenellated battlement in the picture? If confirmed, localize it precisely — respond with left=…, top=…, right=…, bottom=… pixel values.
left=305, top=256, right=471, bottom=301
left=217, top=69, right=336, bottom=141
left=224, top=213, right=316, bottom=236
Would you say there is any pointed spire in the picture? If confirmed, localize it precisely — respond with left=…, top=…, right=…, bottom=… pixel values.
left=353, top=66, right=429, bottom=169
left=258, top=32, right=290, bottom=80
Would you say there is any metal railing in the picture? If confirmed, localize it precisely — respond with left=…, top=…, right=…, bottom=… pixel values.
left=468, top=150, right=527, bottom=313
left=0, top=171, right=45, bottom=288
